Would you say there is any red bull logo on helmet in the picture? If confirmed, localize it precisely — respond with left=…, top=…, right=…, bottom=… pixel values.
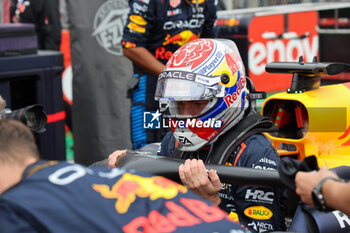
left=226, top=52, right=244, bottom=77
left=224, top=75, right=246, bottom=108
left=93, top=173, right=187, bottom=214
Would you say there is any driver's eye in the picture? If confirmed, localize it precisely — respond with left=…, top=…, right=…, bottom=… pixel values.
left=196, top=101, right=207, bottom=106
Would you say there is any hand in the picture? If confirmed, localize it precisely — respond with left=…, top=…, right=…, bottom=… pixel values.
left=108, top=150, right=127, bottom=168
left=179, top=159, right=222, bottom=205
left=295, top=166, right=338, bottom=208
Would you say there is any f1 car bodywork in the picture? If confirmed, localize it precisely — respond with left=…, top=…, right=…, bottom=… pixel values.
left=261, top=58, right=350, bottom=168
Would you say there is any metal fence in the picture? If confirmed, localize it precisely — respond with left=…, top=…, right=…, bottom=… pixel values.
left=218, top=0, right=350, bottom=10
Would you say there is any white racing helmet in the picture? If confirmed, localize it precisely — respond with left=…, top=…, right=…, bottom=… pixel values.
left=155, top=38, right=249, bottom=151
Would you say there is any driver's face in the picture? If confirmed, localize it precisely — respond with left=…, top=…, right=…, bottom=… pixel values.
left=177, top=100, right=209, bottom=116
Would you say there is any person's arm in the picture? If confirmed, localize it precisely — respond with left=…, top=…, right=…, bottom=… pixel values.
left=322, top=178, right=350, bottom=216
left=123, top=47, right=165, bottom=76
left=42, top=0, right=62, bottom=50
left=122, top=0, right=164, bottom=75
left=295, top=166, right=350, bottom=215
left=178, top=159, right=222, bottom=205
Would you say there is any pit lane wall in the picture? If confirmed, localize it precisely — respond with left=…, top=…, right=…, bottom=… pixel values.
left=217, top=2, right=350, bottom=93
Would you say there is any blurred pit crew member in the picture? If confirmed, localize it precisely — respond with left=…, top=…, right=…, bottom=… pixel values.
left=10, top=0, right=61, bottom=50
left=0, top=118, right=251, bottom=233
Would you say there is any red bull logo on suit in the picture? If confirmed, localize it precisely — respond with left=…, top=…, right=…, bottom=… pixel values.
left=93, top=173, right=187, bottom=213
left=93, top=172, right=236, bottom=232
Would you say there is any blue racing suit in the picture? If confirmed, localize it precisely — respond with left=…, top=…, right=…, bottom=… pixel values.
left=0, top=160, right=249, bottom=233
left=122, top=0, right=217, bottom=149
left=160, top=132, right=286, bottom=233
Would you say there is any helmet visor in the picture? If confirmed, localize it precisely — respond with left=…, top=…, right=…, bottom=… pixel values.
left=167, top=98, right=218, bottom=118
left=155, top=71, right=225, bottom=101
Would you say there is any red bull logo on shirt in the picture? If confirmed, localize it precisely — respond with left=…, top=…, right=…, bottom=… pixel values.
left=162, top=31, right=199, bottom=46
left=155, top=31, right=200, bottom=60
left=123, top=198, right=233, bottom=232
left=92, top=173, right=187, bottom=214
